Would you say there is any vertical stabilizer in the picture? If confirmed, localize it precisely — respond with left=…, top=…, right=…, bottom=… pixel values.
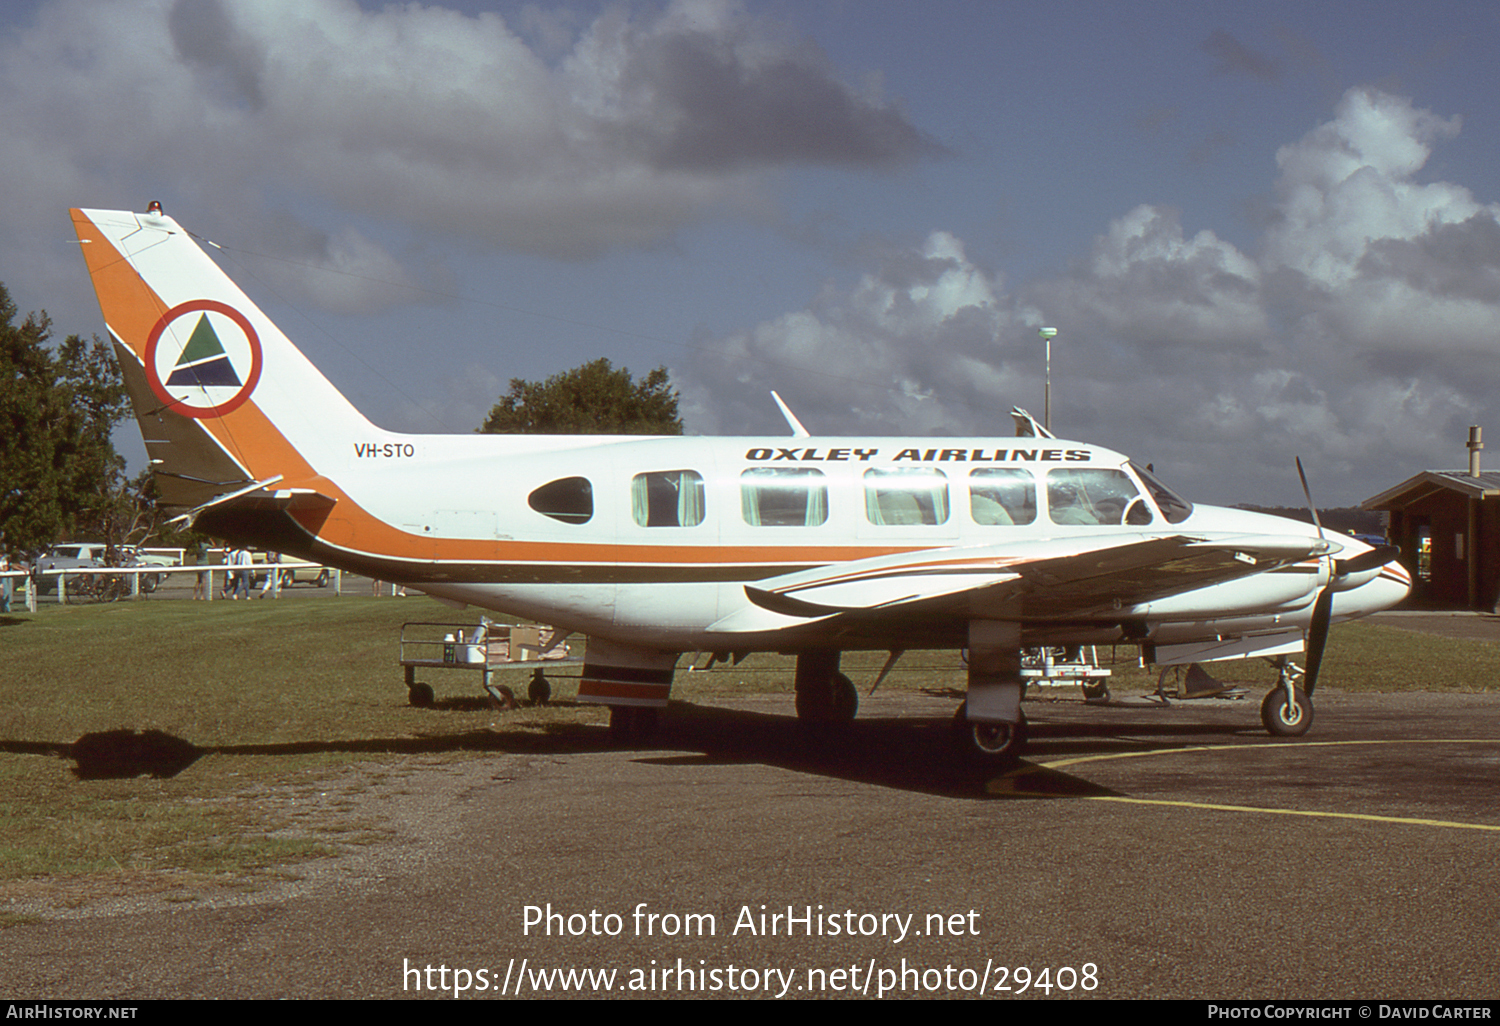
left=70, top=207, right=377, bottom=510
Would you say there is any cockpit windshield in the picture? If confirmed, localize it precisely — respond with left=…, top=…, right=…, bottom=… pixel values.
left=1129, top=462, right=1194, bottom=524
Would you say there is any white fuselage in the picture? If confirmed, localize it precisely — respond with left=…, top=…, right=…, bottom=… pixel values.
left=305, top=431, right=1408, bottom=653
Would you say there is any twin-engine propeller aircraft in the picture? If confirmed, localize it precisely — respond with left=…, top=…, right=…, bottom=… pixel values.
left=71, top=205, right=1411, bottom=760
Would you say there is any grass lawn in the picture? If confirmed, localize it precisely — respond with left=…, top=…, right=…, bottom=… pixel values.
left=1, top=596, right=1496, bottom=910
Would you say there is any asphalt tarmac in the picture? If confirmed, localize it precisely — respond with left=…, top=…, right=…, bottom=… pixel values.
left=2, top=673, right=1497, bottom=1001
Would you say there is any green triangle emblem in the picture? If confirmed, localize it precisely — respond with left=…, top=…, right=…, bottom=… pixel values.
left=177, top=315, right=227, bottom=364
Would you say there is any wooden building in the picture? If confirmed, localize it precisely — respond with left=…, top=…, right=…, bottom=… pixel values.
left=1362, top=428, right=1500, bottom=610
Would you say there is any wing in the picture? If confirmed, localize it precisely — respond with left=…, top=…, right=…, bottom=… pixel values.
left=728, top=533, right=1329, bottom=628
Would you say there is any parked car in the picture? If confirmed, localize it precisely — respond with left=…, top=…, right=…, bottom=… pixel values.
left=35, top=543, right=160, bottom=594
left=278, top=560, right=330, bottom=588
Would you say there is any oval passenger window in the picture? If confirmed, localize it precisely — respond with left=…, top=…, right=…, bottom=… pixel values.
left=528, top=476, right=593, bottom=524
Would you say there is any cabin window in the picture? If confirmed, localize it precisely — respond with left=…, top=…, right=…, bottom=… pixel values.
left=741, top=467, right=828, bottom=527
left=864, top=467, right=949, bottom=526
left=969, top=468, right=1037, bottom=525
left=528, top=476, right=593, bottom=525
left=1046, top=468, right=1154, bottom=526
left=631, top=470, right=705, bottom=527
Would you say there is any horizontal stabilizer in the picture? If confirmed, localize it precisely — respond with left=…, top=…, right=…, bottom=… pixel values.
left=172, top=477, right=338, bottom=532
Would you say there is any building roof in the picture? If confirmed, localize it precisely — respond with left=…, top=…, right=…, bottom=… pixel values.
left=1363, top=471, right=1500, bottom=511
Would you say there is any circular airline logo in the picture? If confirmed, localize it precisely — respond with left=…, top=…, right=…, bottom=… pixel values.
left=144, top=300, right=263, bottom=419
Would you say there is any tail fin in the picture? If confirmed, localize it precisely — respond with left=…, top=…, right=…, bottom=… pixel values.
left=70, top=206, right=376, bottom=512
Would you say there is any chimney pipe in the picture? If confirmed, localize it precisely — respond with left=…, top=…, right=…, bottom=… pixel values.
left=1468, top=426, right=1483, bottom=477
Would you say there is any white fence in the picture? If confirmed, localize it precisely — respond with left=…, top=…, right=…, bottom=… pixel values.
left=0, top=563, right=390, bottom=612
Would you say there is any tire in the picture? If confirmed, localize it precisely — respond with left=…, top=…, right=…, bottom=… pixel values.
left=960, top=714, right=1032, bottom=762
left=829, top=672, right=858, bottom=721
left=609, top=705, right=660, bottom=743
left=1261, top=686, right=1313, bottom=737
left=797, top=672, right=858, bottom=723
left=408, top=682, right=435, bottom=708
left=316, top=570, right=328, bottom=587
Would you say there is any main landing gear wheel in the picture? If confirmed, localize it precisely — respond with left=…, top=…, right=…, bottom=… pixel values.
left=796, top=671, right=858, bottom=725
left=953, top=703, right=1028, bottom=763
left=1261, top=685, right=1313, bottom=737
left=609, top=706, right=660, bottom=744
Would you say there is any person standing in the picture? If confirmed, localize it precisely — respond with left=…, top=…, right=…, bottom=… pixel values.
left=258, top=551, right=280, bottom=598
left=189, top=541, right=206, bottom=600
left=231, top=546, right=252, bottom=600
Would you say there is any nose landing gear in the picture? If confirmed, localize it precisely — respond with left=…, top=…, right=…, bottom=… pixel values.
left=1262, top=661, right=1313, bottom=736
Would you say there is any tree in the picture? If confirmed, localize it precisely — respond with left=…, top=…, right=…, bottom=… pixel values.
left=479, top=358, right=683, bottom=435
left=0, top=282, right=130, bottom=558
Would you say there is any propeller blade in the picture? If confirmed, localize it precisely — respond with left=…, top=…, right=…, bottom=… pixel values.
left=1334, top=544, right=1399, bottom=577
left=1295, top=457, right=1325, bottom=540
left=1303, top=587, right=1334, bottom=695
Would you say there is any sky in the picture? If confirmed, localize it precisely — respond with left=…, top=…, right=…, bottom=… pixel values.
left=5, top=0, right=1500, bottom=507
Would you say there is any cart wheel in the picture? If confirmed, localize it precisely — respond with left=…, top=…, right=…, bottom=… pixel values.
left=408, top=682, right=435, bottom=708
left=316, top=569, right=328, bottom=587
left=490, top=684, right=517, bottom=710
left=1083, top=681, right=1111, bottom=704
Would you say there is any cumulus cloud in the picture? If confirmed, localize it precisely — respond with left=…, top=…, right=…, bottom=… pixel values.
left=2, top=0, right=938, bottom=303
left=679, top=86, right=1500, bottom=503
left=1264, top=88, right=1477, bottom=287
left=680, top=231, right=1042, bottom=437
left=1040, top=204, right=1268, bottom=354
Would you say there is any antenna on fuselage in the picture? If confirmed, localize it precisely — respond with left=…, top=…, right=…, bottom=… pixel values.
left=770, top=391, right=810, bottom=438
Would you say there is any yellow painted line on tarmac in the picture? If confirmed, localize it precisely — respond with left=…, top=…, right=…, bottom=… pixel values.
left=1037, top=737, right=1496, bottom=773
left=988, top=739, right=1500, bottom=833
left=1079, top=795, right=1500, bottom=832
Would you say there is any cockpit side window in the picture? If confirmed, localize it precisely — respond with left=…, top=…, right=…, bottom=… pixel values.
left=631, top=470, right=705, bottom=527
left=1129, top=462, right=1194, bottom=524
left=1046, top=468, right=1154, bottom=526
left=864, top=467, right=948, bottom=526
left=741, top=468, right=828, bottom=527
left=528, top=476, right=594, bottom=525
left=969, top=468, right=1036, bottom=525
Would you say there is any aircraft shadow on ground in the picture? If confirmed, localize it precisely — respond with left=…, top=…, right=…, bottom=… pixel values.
left=633, top=700, right=1256, bottom=800
left=0, top=698, right=1253, bottom=796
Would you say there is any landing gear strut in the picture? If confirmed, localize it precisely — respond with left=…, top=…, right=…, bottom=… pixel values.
left=960, top=622, right=1028, bottom=763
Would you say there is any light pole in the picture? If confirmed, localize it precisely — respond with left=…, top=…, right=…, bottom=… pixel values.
left=1038, top=327, right=1058, bottom=432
